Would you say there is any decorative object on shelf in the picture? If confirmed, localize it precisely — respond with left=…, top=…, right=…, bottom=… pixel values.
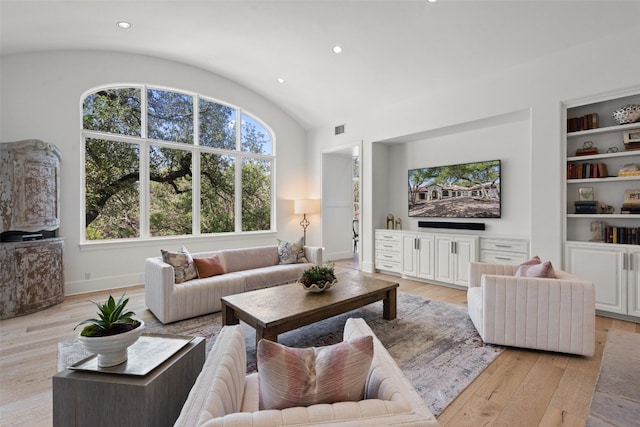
left=395, top=218, right=402, bottom=229
left=578, top=187, right=594, bottom=202
left=575, top=201, right=598, bottom=214
left=298, top=264, right=337, bottom=292
left=575, top=141, right=598, bottom=156
left=590, top=221, right=605, bottom=242
left=386, top=214, right=395, bottom=229
left=75, top=293, right=144, bottom=367
left=294, top=199, right=319, bottom=245
left=612, top=104, right=640, bottom=125
left=623, top=189, right=640, bottom=206
left=567, top=113, right=599, bottom=132
left=623, top=129, right=640, bottom=151
left=606, top=146, right=619, bottom=153
left=600, top=204, right=615, bottom=214
left=617, top=163, right=640, bottom=177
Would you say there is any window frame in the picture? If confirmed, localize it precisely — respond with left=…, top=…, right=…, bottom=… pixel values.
left=80, top=84, right=276, bottom=245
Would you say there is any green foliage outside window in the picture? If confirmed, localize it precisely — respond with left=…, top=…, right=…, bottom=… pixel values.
left=82, top=85, right=274, bottom=241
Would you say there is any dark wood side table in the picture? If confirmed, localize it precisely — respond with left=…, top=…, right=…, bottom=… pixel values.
left=53, top=336, right=205, bottom=427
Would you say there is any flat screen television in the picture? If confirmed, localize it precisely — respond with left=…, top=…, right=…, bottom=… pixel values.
left=408, top=159, right=501, bottom=218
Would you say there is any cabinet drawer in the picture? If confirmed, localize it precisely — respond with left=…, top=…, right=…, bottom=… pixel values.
left=375, top=259, right=401, bottom=273
left=481, top=238, right=528, bottom=254
left=480, top=250, right=527, bottom=265
left=376, top=250, right=401, bottom=263
left=376, top=240, right=401, bottom=252
left=375, top=231, right=401, bottom=243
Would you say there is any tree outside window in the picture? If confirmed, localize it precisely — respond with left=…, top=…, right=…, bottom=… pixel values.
left=82, top=85, right=274, bottom=241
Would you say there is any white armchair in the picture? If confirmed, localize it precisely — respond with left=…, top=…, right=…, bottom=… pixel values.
left=467, top=262, right=596, bottom=356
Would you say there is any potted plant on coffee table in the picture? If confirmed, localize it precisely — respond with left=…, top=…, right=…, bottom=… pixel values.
left=299, top=263, right=338, bottom=292
left=74, top=293, right=144, bottom=367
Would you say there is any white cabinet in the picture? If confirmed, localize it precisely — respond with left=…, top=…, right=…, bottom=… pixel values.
left=402, top=233, right=434, bottom=280
left=565, top=242, right=640, bottom=318
left=480, top=237, right=529, bottom=265
left=374, top=230, right=402, bottom=273
left=434, top=235, right=478, bottom=287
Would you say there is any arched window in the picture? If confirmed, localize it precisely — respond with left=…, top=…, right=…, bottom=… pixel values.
left=81, top=85, right=274, bottom=241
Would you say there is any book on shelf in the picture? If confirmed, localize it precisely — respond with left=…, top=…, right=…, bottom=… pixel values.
left=567, top=113, right=599, bottom=132
left=566, top=162, right=608, bottom=179
left=605, top=226, right=640, bottom=245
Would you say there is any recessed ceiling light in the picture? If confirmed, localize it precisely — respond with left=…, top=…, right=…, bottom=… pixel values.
left=332, top=45, right=343, bottom=54
left=426, top=0, right=438, bottom=3
left=117, top=21, right=131, bottom=29
left=276, top=77, right=285, bottom=84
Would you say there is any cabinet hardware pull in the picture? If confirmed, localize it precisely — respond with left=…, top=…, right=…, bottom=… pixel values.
left=495, top=244, right=512, bottom=248
left=495, top=256, right=511, bottom=260
left=630, top=254, right=634, bottom=271
left=623, top=253, right=627, bottom=270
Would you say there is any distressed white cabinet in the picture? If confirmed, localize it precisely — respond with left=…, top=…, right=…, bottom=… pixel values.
left=435, top=235, right=478, bottom=287
left=402, top=233, right=435, bottom=280
left=1, top=139, right=62, bottom=233
left=565, top=242, right=640, bottom=318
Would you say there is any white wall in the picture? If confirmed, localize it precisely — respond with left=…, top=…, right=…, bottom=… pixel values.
left=386, top=112, right=531, bottom=237
left=0, top=51, right=309, bottom=295
left=308, top=25, right=640, bottom=272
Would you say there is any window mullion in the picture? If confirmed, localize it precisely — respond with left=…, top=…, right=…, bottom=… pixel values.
left=193, top=95, right=201, bottom=235
left=140, top=86, right=150, bottom=238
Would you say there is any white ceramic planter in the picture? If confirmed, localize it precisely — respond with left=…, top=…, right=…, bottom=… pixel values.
left=78, top=320, right=145, bottom=367
left=300, top=279, right=338, bottom=293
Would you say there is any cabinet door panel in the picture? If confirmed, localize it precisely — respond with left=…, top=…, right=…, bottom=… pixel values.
left=402, top=235, right=417, bottom=276
left=566, top=244, right=626, bottom=314
left=453, top=238, right=476, bottom=287
left=417, top=236, right=434, bottom=280
left=435, top=237, right=453, bottom=283
left=629, top=249, right=640, bottom=317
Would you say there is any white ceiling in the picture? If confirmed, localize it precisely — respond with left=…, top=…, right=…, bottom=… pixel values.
left=1, top=0, right=639, bottom=130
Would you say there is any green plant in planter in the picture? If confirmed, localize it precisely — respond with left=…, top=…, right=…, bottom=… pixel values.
left=299, top=263, right=337, bottom=289
left=74, top=293, right=141, bottom=337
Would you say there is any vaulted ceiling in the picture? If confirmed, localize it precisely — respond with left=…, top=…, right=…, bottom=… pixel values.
left=2, top=0, right=638, bottom=130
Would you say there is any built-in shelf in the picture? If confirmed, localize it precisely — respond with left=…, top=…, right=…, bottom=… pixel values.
left=567, top=122, right=640, bottom=139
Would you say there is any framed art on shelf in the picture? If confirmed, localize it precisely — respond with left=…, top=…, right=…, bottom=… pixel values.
left=578, top=187, right=594, bottom=202
left=623, top=189, right=640, bottom=206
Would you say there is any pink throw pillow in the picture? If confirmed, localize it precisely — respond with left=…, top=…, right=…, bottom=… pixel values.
left=515, top=260, right=556, bottom=278
left=521, top=256, right=541, bottom=266
left=257, top=335, right=373, bottom=410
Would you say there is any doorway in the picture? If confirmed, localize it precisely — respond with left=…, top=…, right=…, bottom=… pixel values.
left=321, top=142, right=362, bottom=268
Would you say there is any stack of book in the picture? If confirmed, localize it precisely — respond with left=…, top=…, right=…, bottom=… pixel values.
left=624, top=140, right=640, bottom=151
left=574, top=201, right=598, bottom=214
left=620, top=204, right=640, bottom=215
left=567, top=113, right=599, bottom=132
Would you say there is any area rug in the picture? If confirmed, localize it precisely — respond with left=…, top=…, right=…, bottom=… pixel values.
left=586, top=329, right=640, bottom=426
left=58, top=292, right=503, bottom=416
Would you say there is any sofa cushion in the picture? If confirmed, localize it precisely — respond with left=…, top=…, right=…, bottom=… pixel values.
left=277, top=238, right=308, bottom=264
left=236, top=263, right=312, bottom=291
left=221, top=246, right=280, bottom=273
left=257, top=335, right=373, bottom=410
left=515, top=260, right=556, bottom=278
left=193, top=254, right=225, bottom=278
left=521, top=255, right=541, bottom=266
left=161, top=246, right=198, bottom=283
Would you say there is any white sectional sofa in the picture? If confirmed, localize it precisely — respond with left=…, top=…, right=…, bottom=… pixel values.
left=145, top=245, right=322, bottom=324
left=468, top=261, right=596, bottom=356
left=174, top=318, right=440, bottom=426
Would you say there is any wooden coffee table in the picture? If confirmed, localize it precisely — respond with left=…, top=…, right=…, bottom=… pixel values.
left=221, top=273, right=398, bottom=345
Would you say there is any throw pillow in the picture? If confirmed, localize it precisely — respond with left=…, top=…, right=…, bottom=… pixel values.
left=276, top=237, right=308, bottom=264
left=515, top=260, right=556, bottom=278
left=193, top=255, right=225, bottom=278
left=257, top=335, right=373, bottom=410
left=521, top=255, right=542, bottom=266
left=160, top=246, right=198, bottom=283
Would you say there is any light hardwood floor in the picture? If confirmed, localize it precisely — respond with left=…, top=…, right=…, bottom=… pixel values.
left=1, top=259, right=638, bottom=426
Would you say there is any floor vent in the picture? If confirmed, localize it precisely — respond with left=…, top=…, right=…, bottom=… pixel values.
left=334, top=124, right=345, bottom=135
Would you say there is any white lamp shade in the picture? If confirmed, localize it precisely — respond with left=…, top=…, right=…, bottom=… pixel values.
left=294, top=199, right=319, bottom=214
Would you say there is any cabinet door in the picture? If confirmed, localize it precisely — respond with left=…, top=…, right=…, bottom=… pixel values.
left=401, top=234, right=417, bottom=277
left=435, top=236, right=454, bottom=283
left=453, top=237, right=477, bottom=287
left=628, top=248, right=640, bottom=317
left=416, top=235, right=435, bottom=280
left=565, top=244, right=626, bottom=314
